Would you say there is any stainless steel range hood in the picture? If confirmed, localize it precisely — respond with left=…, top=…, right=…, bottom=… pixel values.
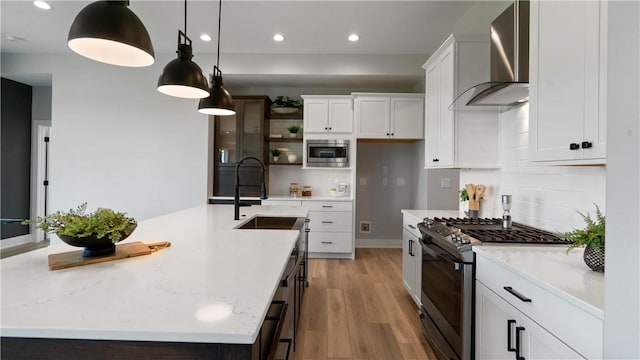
left=450, top=1, right=529, bottom=111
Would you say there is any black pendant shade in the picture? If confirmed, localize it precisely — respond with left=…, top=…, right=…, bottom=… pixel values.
left=68, top=1, right=155, bottom=67
left=198, top=66, right=236, bottom=115
left=157, top=31, right=209, bottom=99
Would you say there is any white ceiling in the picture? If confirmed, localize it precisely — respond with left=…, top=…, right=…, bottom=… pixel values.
left=1, top=0, right=510, bottom=88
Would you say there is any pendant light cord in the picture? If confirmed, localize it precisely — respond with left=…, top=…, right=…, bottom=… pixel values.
left=184, top=0, right=188, bottom=37
left=216, top=0, right=222, bottom=67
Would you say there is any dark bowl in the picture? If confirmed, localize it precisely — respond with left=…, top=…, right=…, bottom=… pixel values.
left=57, top=223, right=137, bottom=257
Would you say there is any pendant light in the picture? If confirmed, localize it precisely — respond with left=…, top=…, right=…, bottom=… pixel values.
left=68, top=1, right=154, bottom=67
left=157, top=0, right=209, bottom=99
left=198, top=0, right=235, bottom=115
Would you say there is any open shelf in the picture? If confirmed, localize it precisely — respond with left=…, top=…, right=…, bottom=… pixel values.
left=268, top=138, right=303, bottom=143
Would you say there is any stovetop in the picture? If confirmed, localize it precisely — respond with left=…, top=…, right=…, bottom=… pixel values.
left=417, top=217, right=571, bottom=258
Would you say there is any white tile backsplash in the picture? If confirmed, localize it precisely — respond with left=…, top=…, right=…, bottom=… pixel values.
left=268, top=166, right=352, bottom=197
left=460, top=103, right=606, bottom=233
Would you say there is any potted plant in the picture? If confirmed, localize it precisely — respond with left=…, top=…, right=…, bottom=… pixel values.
left=271, top=148, right=282, bottom=162
left=272, top=96, right=302, bottom=114
left=460, top=184, right=485, bottom=219
left=287, top=124, right=301, bottom=138
left=561, top=205, right=605, bottom=272
left=23, top=203, right=137, bottom=257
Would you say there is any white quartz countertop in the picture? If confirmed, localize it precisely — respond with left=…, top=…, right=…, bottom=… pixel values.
left=1, top=204, right=309, bottom=344
left=401, top=209, right=463, bottom=223
left=473, top=246, right=605, bottom=318
left=265, top=195, right=354, bottom=201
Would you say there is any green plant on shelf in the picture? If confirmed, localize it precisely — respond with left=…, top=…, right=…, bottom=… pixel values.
left=272, top=96, right=302, bottom=109
left=271, top=148, right=282, bottom=156
left=287, top=124, right=301, bottom=134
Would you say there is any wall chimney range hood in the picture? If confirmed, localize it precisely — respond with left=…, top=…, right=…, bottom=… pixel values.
left=450, top=0, right=529, bottom=111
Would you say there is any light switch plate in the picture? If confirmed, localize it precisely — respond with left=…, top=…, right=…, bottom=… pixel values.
left=440, top=178, right=451, bottom=188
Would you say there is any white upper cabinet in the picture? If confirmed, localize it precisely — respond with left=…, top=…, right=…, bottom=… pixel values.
left=423, top=35, right=501, bottom=169
left=301, top=95, right=353, bottom=134
left=353, top=93, right=424, bottom=140
left=529, top=0, right=607, bottom=164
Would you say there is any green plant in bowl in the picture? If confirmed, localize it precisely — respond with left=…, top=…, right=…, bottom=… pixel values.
left=287, top=124, right=301, bottom=134
left=272, top=96, right=302, bottom=109
left=271, top=148, right=282, bottom=156
left=560, top=204, right=605, bottom=272
left=24, top=203, right=137, bottom=257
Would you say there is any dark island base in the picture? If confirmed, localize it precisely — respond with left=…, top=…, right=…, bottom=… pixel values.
left=1, top=337, right=260, bottom=360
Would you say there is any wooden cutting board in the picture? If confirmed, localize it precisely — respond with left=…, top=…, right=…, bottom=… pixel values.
left=48, top=241, right=171, bottom=271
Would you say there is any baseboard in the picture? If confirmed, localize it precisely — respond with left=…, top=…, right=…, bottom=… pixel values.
left=355, top=238, right=402, bottom=248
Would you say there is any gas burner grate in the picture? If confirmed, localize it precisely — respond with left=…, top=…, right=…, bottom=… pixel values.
left=462, top=229, right=569, bottom=244
left=433, top=217, right=503, bottom=226
left=426, top=217, right=571, bottom=244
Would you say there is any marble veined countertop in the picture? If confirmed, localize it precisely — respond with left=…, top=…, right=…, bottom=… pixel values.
left=1, top=204, right=308, bottom=344
left=474, top=246, right=605, bottom=317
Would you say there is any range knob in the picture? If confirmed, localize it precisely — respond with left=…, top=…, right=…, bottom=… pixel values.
left=424, top=218, right=435, bottom=228
left=460, top=235, right=471, bottom=244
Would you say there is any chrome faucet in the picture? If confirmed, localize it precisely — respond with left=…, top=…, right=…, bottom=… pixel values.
left=234, top=156, right=267, bottom=220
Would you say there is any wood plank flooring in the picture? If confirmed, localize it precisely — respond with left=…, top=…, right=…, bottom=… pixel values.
left=294, top=248, right=438, bottom=360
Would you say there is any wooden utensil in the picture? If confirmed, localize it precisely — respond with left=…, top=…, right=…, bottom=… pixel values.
left=476, top=185, right=486, bottom=200
left=48, top=241, right=171, bottom=271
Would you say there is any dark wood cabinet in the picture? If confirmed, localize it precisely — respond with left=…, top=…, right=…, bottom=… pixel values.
left=212, top=96, right=271, bottom=198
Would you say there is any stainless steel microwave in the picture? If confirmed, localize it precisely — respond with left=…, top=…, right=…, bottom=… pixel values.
left=306, top=140, right=349, bottom=167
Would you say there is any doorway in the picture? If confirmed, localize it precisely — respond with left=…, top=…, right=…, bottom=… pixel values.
left=1, top=76, right=51, bottom=256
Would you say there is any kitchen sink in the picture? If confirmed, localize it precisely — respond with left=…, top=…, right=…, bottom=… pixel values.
left=235, top=216, right=304, bottom=230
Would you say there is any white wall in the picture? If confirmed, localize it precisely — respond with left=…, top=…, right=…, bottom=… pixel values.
left=2, top=53, right=209, bottom=224
left=603, top=1, right=640, bottom=357
left=460, top=104, right=606, bottom=233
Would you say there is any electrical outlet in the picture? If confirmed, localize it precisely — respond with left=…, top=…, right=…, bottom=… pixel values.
left=360, top=221, right=371, bottom=233
left=440, top=178, right=452, bottom=188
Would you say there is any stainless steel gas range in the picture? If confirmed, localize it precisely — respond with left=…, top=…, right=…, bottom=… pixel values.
left=416, top=217, right=570, bottom=360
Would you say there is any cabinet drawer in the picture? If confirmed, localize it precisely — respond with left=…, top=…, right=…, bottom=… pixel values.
left=308, top=232, right=352, bottom=253
left=476, top=255, right=603, bottom=359
left=308, top=211, right=352, bottom=232
left=302, top=201, right=352, bottom=212
left=402, top=216, right=421, bottom=238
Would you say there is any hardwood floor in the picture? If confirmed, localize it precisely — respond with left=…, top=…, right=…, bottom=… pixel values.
left=294, top=248, right=438, bottom=360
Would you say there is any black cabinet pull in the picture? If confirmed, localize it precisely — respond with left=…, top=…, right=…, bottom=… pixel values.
left=569, top=143, right=580, bottom=150
left=504, top=286, right=532, bottom=302
left=515, top=326, right=526, bottom=360
left=386, top=133, right=390, bottom=136
left=433, top=158, right=439, bottom=162
left=507, top=319, right=517, bottom=353
left=408, top=224, right=417, bottom=229
left=328, top=127, right=332, bottom=130
left=409, top=239, right=413, bottom=256
left=581, top=141, right=593, bottom=149
left=391, top=133, right=394, bottom=136
left=324, top=127, right=328, bottom=130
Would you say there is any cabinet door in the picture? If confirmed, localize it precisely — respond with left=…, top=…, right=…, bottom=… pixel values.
left=425, top=63, right=441, bottom=167
left=328, top=98, right=353, bottom=133
left=241, top=100, right=266, bottom=159
left=356, top=97, right=390, bottom=138
left=520, top=316, right=585, bottom=360
left=476, top=282, right=523, bottom=360
left=402, top=229, right=416, bottom=300
left=412, top=236, right=422, bottom=306
left=438, top=48, right=455, bottom=167
left=425, top=46, right=455, bottom=168
left=391, top=97, right=424, bottom=139
left=303, top=98, right=329, bottom=132
left=529, top=0, right=603, bottom=162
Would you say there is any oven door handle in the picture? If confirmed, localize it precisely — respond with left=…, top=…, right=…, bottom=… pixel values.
left=421, top=241, right=468, bottom=269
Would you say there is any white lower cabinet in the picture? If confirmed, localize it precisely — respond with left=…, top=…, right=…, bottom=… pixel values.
left=476, top=282, right=584, bottom=360
left=302, top=200, right=353, bottom=257
left=475, top=252, right=602, bottom=359
left=401, top=214, right=422, bottom=307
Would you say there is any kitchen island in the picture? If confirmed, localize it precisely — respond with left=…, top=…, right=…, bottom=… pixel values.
left=1, top=204, right=308, bottom=359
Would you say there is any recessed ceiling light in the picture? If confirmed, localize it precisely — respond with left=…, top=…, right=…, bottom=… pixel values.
left=348, top=34, right=360, bottom=42
left=33, top=1, right=52, bottom=10
left=200, top=34, right=212, bottom=42
left=273, top=34, right=285, bottom=42
left=5, top=35, right=25, bottom=42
